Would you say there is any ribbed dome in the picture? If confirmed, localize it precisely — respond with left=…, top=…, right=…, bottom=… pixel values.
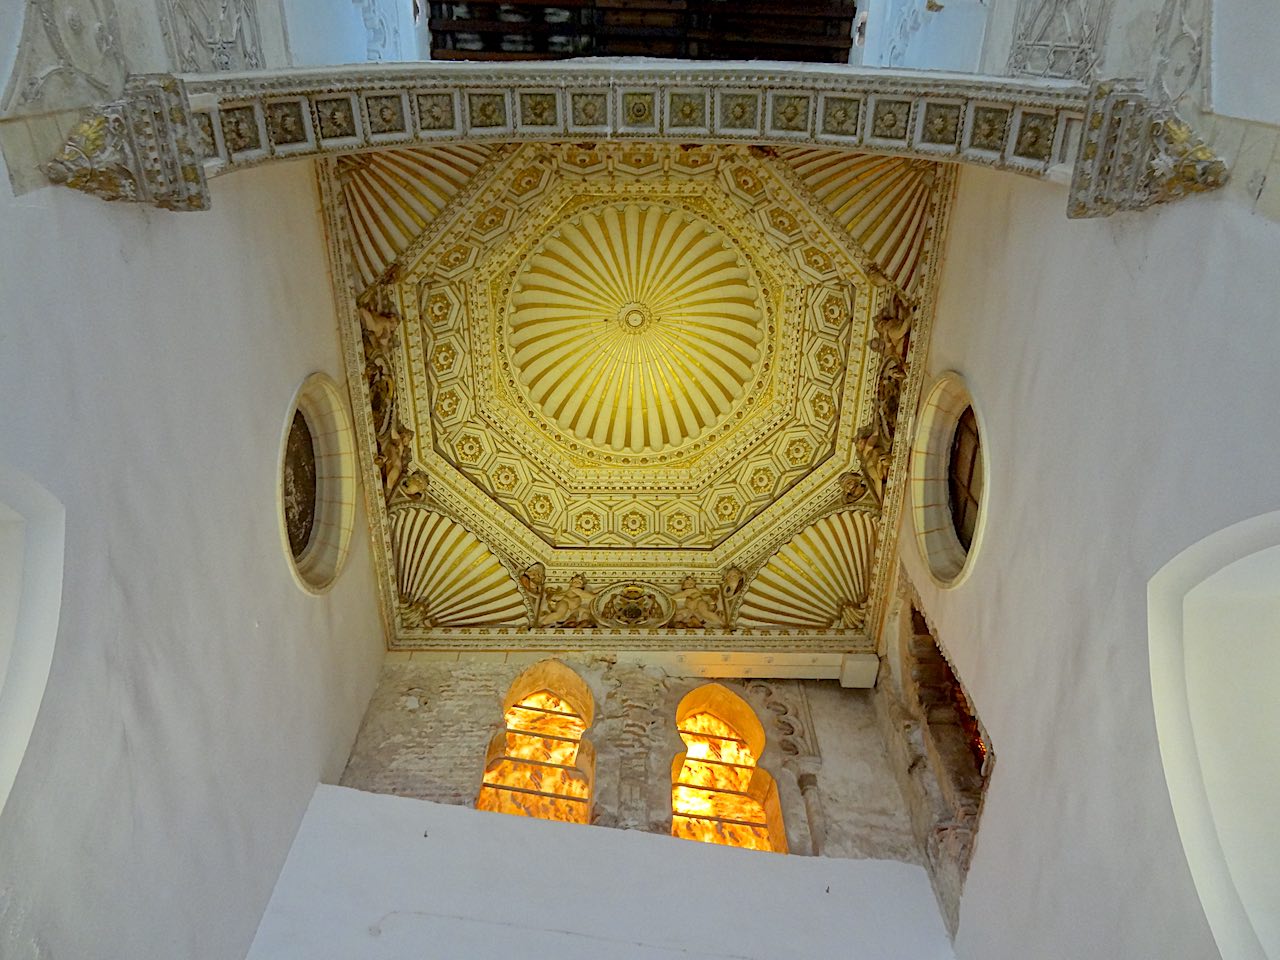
left=737, top=511, right=878, bottom=629
left=507, top=202, right=765, bottom=455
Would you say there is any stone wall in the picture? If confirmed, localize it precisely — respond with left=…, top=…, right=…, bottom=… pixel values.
left=341, top=657, right=921, bottom=865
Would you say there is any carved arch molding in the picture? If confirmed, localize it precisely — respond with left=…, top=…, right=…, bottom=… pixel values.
left=41, top=62, right=1224, bottom=219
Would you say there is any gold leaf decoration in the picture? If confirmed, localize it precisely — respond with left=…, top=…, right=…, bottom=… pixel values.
left=337, top=145, right=494, bottom=288
left=390, top=506, right=525, bottom=627
left=507, top=202, right=765, bottom=455
left=779, top=149, right=939, bottom=295
left=736, top=511, right=878, bottom=628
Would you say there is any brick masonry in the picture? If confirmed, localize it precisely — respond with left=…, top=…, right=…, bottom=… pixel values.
left=340, top=656, right=921, bottom=865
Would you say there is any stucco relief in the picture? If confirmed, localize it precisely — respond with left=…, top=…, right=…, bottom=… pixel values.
left=1, top=0, right=128, bottom=115
left=353, top=0, right=404, bottom=61
left=157, top=0, right=264, bottom=72
left=1008, top=0, right=1111, bottom=80
left=1150, top=0, right=1205, bottom=105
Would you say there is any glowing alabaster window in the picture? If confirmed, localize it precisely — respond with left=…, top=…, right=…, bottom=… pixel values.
left=671, top=685, right=787, bottom=853
left=477, top=662, right=595, bottom=824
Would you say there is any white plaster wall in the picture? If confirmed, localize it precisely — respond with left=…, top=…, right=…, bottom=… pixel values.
left=1210, top=0, right=1280, bottom=126
left=0, top=154, right=384, bottom=959
left=0, top=504, right=23, bottom=694
left=901, top=166, right=1280, bottom=960
left=250, top=784, right=954, bottom=960
left=864, top=0, right=988, bottom=73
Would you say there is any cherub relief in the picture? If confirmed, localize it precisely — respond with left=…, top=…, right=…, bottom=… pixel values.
left=870, top=293, right=914, bottom=360
left=669, top=575, right=724, bottom=629
left=538, top=574, right=597, bottom=628
left=376, top=423, right=413, bottom=505
left=855, top=423, right=892, bottom=505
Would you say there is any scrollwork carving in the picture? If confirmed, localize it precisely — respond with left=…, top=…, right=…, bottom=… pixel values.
left=158, top=0, right=264, bottom=73
left=2, top=0, right=127, bottom=115
left=43, top=109, right=137, bottom=202
left=1068, top=80, right=1227, bottom=218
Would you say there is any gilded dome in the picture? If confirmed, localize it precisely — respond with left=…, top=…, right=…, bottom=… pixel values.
left=507, top=202, right=765, bottom=455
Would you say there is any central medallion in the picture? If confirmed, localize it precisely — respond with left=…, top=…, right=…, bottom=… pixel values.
left=507, top=201, right=766, bottom=456
left=616, top=301, right=655, bottom=333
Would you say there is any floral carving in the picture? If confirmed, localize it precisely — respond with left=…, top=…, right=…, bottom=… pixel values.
left=519, top=92, right=557, bottom=126
left=316, top=97, right=357, bottom=139
left=970, top=106, right=1011, bottom=152
left=571, top=93, right=607, bottom=126
left=821, top=96, right=861, bottom=136
left=771, top=94, right=810, bottom=132
left=921, top=102, right=962, bottom=145
left=622, top=92, right=655, bottom=127
left=266, top=100, right=307, bottom=146
left=367, top=94, right=406, bottom=135
left=872, top=99, right=911, bottom=140
left=721, top=93, right=758, bottom=128
left=416, top=93, right=455, bottom=130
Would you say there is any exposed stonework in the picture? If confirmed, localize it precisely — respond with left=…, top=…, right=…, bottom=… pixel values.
left=872, top=573, right=991, bottom=935
left=340, top=657, right=921, bottom=866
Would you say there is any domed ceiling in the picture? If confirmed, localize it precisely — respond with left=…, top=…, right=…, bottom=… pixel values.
left=327, top=139, right=950, bottom=651
left=508, top=201, right=764, bottom=457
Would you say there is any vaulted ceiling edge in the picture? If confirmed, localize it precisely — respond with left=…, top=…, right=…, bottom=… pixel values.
left=320, top=140, right=955, bottom=652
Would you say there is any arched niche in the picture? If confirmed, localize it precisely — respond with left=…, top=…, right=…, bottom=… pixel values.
left=0, top=467, right=65, bottom=820
left=477, top=659, right=596, bottom=824
left=1149, top=511, right=1280, bottom=960
left=670, top=683, right=787, bottom=853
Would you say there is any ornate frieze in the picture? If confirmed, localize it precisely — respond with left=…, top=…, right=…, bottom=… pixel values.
left=177, top=64, right=1089, bottom=183
left=46, top=62, right=1224, bottom=221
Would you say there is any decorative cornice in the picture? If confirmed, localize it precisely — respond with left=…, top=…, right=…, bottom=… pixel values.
left=389, top=624, right=874, bottom=654
left=1067, top=79, right=1228, bottom=218
left=41, top=74, right=209, bottom=211
left=46, top=63, right=1224, bottom=218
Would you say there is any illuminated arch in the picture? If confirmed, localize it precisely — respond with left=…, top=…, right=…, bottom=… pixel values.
left=670, top=683, right=787, bottom=852
left=476, top=660, right=596, bottom=824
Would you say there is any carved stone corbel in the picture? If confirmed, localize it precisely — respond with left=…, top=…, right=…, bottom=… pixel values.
left=1068, top=79, right=1227, bottom=218
left=42, top=74, right=209, bottom=212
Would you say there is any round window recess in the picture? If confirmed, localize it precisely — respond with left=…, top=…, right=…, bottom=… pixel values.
left=279, top=374, right=356, bottom=594
left=910, top=373, right=987, bottom=587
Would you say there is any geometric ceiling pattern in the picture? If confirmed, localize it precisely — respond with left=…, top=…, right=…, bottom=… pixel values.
left=401, top=142, right=866, bottom=552
left=327, top=139, right=951, bottom=647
